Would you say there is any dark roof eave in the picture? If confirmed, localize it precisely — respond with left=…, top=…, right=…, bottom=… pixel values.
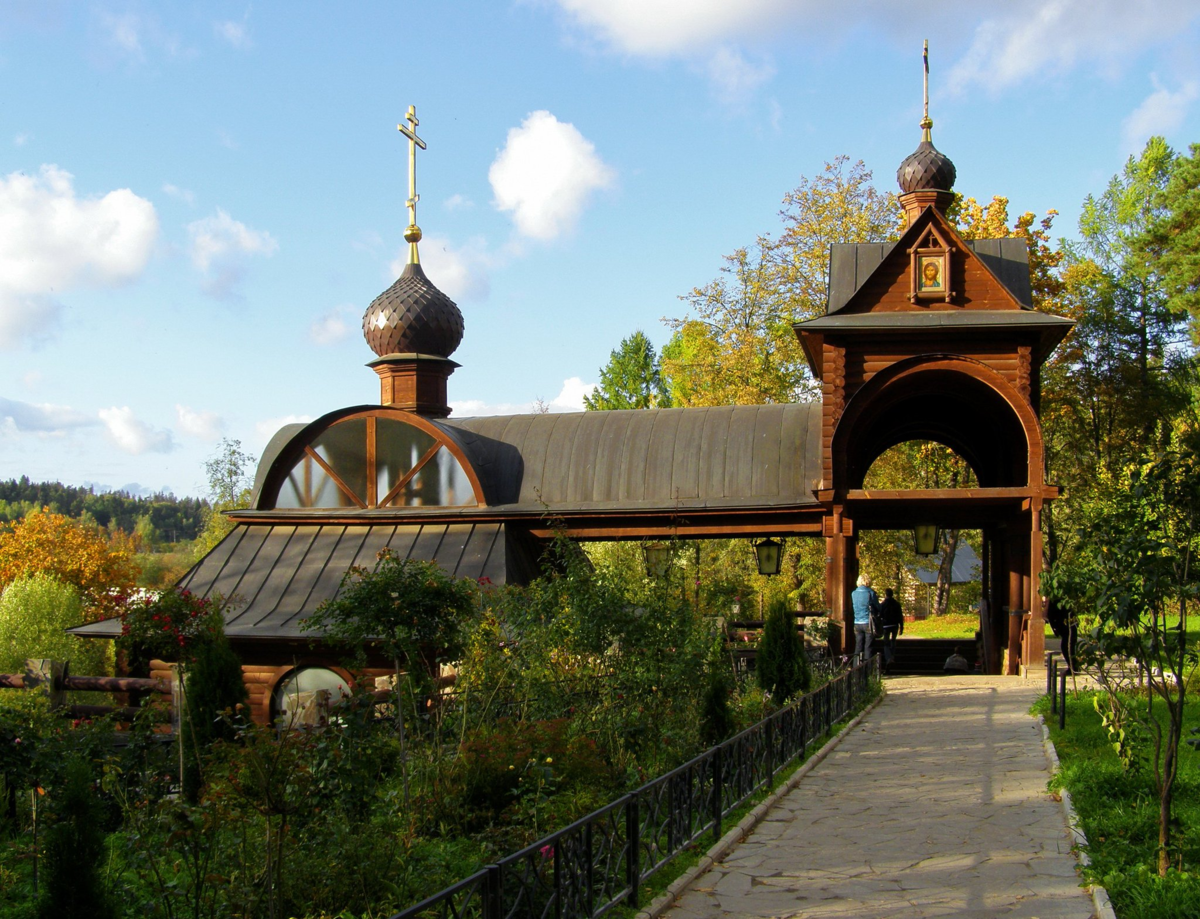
left=227, top=496, right=823, bottom=525
left=794, top=309, right=1073, bottom=359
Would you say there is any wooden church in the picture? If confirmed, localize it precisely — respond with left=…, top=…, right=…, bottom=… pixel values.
left=75, top=80, right=1071, bottom=722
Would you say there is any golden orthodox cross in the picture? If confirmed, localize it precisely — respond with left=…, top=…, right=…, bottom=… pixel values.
left=398, top=105, right=427, bottom=253
left=921, top=40, right=932, bottom=141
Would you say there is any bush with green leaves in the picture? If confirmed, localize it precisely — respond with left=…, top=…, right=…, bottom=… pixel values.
left=37, top=754, right=115, bottom=919
left=179, top=627, right=247, bottom=802
left=0, top=574, right=112, bottom=677
left=756, top=597, right=811, bottom=703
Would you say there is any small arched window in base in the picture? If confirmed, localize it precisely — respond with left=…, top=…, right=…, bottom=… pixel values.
left=271, top=413, right=479, bottom=509
left=272, top=666, right=351, bottom=728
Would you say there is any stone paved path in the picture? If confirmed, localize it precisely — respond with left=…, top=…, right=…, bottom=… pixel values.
left=667, top=676, right=1095, bottom=919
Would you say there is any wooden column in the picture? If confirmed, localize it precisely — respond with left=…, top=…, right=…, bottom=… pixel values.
left=824, top=509, right=856, bottom=657
left=979, top=529, right=995, bottom=674
left=1006, top=531, right=1027, bottom=675
left=1024, top=502, right=1046, bottom=669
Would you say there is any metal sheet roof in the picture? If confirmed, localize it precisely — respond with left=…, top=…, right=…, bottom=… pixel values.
left=441, top=403, right=823, bottom=512
left=71, top=522, right=506, bottom=640
left=912, top=541, right=982, bottom=585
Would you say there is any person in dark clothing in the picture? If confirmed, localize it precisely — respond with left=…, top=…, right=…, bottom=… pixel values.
left=878, top=588, right=904, bottom=672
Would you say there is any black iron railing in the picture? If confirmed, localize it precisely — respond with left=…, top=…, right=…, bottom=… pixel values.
left=391, top=656, right=880, bottom=919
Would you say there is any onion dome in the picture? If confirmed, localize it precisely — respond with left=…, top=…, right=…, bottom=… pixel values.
left=362, top=262, right=464, bottom=358
left=897, top=118, right=957, bottom=193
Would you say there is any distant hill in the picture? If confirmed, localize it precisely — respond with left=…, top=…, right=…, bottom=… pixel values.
left=0, top=476, right=208, bottom=543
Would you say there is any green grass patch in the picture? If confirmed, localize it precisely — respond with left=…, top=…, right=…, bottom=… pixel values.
left=1035, top=691, right=1200, bottom=919
left=902, top=613, right=978, bottom=639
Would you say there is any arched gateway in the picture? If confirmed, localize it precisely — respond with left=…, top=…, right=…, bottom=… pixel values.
left=74, top=104, right=1072, bottom=719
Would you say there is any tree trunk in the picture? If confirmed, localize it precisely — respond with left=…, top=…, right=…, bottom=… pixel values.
left=1159, top=739, right=1175, bottom=877
left=934, top=529, right=959, bottom=617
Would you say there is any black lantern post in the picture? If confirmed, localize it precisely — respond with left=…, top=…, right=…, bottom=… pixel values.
left=753, top=537, right=783, bottom=576
left=912, top=524, right=939, bottom=556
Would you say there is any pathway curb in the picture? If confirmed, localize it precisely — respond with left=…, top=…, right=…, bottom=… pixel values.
left=634, top=691, right=885, bottom=919
left=1038, top=715, right=1119, bottom=919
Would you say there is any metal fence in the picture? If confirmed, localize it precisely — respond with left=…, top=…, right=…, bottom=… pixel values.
left=391, top=655, right=880, bottom=919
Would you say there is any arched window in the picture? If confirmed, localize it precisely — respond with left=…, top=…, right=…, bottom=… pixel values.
left=270, top=413, right=480, bottom=509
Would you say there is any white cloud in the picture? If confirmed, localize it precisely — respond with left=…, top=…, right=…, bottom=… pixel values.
left=390, top=235, right=493, bottom=302
left=1122, top=78, right=1200, bottom=153
left=99, top=406, right=175, bottom=454
left=0, top=164, right=158, bottom=349
left=175, top=404, right=224, bottom=442
left=550, top=377, right=594, bottom=411
left=550, top=1, right=1200, bottom=98
left=444, top=193, right=473, bottom=211
left=162, top=182, right=195, bottom=205
left=187, top=208, right=278, bottom=299
left=552, top=0, right=797, bottom=56
left=704, top=47, right=775, bottom=102
left=13, top=133, right=29, bottom=147
left=489, top=111, right=615, bottom=241
left=217, top=128, right=239, bottom=150
left=95, top=11, right=194, bottom=64
left=256, top=414, right=314, bottom=445
left=309, top=305, right=357, bottom=345
left=450, top=377, right=596, bottom=417
left=101, top=11, right=144, bottom=59
left=949, top=0, right=1200, bottom=93
left=0, top=397, right=96, bottom=434
left=214, top=19, right=252, bottom=49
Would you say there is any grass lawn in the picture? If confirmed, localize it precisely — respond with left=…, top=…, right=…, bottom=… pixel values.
left=903, top=613, right=1058, bottom=641
left=1036, top=690, right=1200, bottom=919
left=902, top=613, right=979, bottom=638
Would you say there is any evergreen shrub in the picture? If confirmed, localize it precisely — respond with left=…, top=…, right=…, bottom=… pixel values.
left=756, top=598, right=811, bottom=703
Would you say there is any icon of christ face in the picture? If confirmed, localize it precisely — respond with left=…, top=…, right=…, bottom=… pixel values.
left=920, top=257, right=943, bottom=290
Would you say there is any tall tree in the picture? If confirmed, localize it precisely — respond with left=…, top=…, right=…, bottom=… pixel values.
left=1075, top=136, right=1186, bottom=438
left=1040, top=139, right=1194, bottom=575
left=768, top=156, right=901, bottom=322
left=662, top=158, right=899, bottom=407
left=194, top=438, right=256, bottom=558
left=1139, top=141, right=1200, bottom=335
left=584, top=330, right=671, bottom=410
left=662, top=240, right=810, bottom=406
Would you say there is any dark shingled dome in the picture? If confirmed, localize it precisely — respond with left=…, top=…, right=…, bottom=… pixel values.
left=362, top=262, right=464, bottom=358
left=897, top=139, right=957, bottom=193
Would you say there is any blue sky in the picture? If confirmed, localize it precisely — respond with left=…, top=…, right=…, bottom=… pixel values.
left=2, top=1, right=1199, bottom=498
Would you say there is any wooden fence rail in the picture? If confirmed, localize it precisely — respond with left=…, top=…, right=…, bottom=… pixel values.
left=0, top=659, right=173, bottom=723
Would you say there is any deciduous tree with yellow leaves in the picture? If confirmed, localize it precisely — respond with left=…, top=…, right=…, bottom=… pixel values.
left=661, top=157, right=898, bottom=407
left=0, top=508, right=138, bottom=621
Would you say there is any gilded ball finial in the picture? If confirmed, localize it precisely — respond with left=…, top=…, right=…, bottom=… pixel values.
left=404, top=224, right=422, bottom=244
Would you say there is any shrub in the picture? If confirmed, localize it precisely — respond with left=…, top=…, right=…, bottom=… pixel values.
left=756, top=597, right=810, bottom=703
left=456, top=719, right=610, bottom=815
left=0, top=574, right=112, bottom=677
left=37, top=755, right=114, bottom=919
left=180, top=628, right=247, bottom=802
left=699, top=656, right=736, bottom=747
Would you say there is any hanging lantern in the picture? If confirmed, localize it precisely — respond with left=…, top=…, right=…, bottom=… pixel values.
left=913, top=524, right=940, bottom=556
left=643, top=543, right=672, bottom=579
left=753, top=537, right=783, bottom=576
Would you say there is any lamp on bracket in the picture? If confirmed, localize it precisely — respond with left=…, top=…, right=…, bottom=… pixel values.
left=643, top=543, right=672, bottom=579
left=753, top=537, right=783, bottom=576
left=912, top=524, right=940, bottom=556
